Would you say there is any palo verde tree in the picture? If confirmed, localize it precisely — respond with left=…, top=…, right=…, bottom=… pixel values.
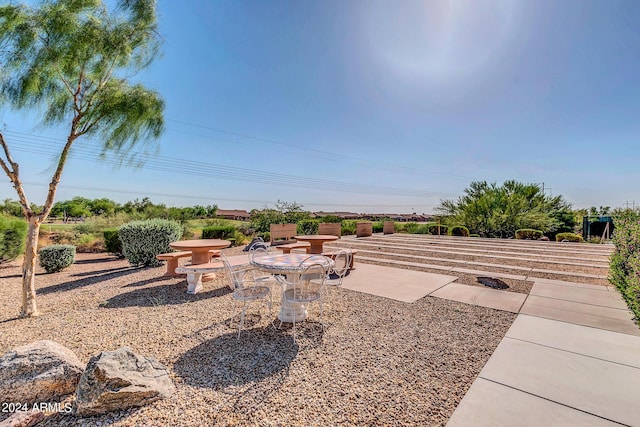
left=0, top=0, right=164, bottom=317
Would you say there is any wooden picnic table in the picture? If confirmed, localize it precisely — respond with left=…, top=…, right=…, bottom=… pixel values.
left=294, top=235, right=339, bottom=254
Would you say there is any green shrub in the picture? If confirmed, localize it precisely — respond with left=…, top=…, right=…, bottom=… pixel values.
left=297, top=219, right=318, bottom=235
left=555, top=232, right=584, bottom=242
left=202, top=225, right=236, bottom=239
left=317, top=215, right=342, bottom=223
left=469, top=234, right=480, bottom=237
left=0, top=215, right=28, bottom=264
left=372, top=222, right=383, bottom=233
left=450, top=225, right=469, bottom=237
left=39, top=244, right=75, bottom=273
left=428, top=224, right=448, bottom=235
left=118, top=219, right=183, bottom=267
left=341, top=220, right=357, bottom=236
left=516, top=229, right=543, bottom=240
left=609, top=213, right=640, bottom=322
left=103, top=228, right=122, bottom=256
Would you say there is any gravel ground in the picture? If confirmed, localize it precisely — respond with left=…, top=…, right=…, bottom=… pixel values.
left=0, top=248, right=514, bottom=426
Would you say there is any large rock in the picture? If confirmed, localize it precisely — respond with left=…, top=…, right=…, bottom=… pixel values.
left=75, top=347, right=175, bottom=416
left=0, top=340, right=84, bottom=404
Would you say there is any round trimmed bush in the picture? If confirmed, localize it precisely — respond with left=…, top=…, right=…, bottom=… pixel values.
left=450, top=225, right=470, bottom=237
left=515, top=229, right=543, bottom=240
left=103, top=228, right=123, bottom=256
left=428, top=224, right=448, bottom=235
left=0, top=215, right=27, bottom=264
left=39, top=244, right=75, bottom=273
left=118, top=219, right=183, bottom=267
left=556, top=232, right=584, bottom=242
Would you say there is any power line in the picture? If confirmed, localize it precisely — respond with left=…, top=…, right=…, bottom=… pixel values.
left=3, top=130, right=457, bottom=199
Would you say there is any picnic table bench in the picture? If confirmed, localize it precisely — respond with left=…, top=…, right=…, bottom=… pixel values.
left=274, top=242, right=311, bottom=254
left=156, top=249, right=221, bottom=277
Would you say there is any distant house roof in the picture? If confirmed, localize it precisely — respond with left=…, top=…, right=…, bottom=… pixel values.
left=313, top=211, right=361, bottom=219
left=216, top=209, right=250, bottom=219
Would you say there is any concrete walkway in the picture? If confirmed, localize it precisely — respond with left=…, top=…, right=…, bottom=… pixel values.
left=340, top=263, right=639, bottom=425
left=447, top=279, right=640, bottom=426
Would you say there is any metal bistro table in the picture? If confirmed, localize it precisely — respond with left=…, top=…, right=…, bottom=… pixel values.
left=250, top=253, right=334, bottom=322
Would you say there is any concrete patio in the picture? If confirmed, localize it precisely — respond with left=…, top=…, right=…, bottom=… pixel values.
left=331, top=235, right=639, bottom=426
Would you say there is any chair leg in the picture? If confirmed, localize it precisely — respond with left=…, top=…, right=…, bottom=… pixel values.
left=237, top=301, right=247, bottom=340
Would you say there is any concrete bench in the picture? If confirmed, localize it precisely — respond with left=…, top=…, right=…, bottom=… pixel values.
left=275, top=242, right=311, bottom=254
left=174, top=255, right=251, bottom=294
left=156, top=250, right=221, bottom=276
left=322, top=249, right=358, bottom=270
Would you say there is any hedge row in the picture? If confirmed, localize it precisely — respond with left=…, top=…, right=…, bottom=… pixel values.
left=609, top=214, right=640, bottom=322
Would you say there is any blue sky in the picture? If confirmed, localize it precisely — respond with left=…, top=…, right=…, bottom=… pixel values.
left=1, top=0, right=640, bottom=213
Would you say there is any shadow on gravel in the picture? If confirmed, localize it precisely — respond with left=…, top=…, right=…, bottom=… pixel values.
left=102, top=283, right=232, bottom=308
left=37, top=267, right=140, bottom=295
left=74, top=256, right=122, bottom=265
left=173, top=328, right=297, bottom=410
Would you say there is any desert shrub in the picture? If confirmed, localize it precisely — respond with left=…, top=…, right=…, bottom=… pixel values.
left=317, top=215, right=342, bottom=223
left=609, top=213, right=640, bottom=322
left=118, top=219, right=183, bottom=267
left=297, top=219, right=319, bottom=235
left=428, top=224, right=448, bottom=235
left=341, top=220, right=357, bottom=236
left=403, top=223, right=431, bottom=234
left=516, top=229, right=543, bottom=240
left=75, top=233, right=102, bottom=253
left=0, top=215, right=27, bottom=263
left=232, top=230, right=247, bottom=246
left=39, top=244, right=75, bottom=273
left=555, top=232, right=584, bottom=242
left=202, top=225, right=236, bottom=239
left=257, top=231, right=270, bottom=242
left=103, top=228, right=123, bottom=256
left=469, top=234, right=480, bottom=237
left=372, top=222, right=383, bottom=233
left=450, top=225, right=469, bottom=237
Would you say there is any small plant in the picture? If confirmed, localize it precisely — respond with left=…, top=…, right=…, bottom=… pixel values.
left=555, top=232, right=584, bottom=242
left=428, top=224, right=448, bottom=235
left=39, top=244, right=75, bottom=273
left=202, top=225, right=235, bottom=239
left=297, top=219, right=318, bottom=235
left=0, top=215, right=28, bottom=263
left=372, top=222, right=383, bottom=233
left=469, top=234, right=480, bottom=237
left=609, top=213, right=640, bottom=322
left=341, top=220, right=356, bottom=236
left=103, top=228, right=123, bottom=256
left=516, top=229, right=543, bottom=240
left=118, top=219, right=183, bottom=267
left=450, top=225, right=469, bottom=237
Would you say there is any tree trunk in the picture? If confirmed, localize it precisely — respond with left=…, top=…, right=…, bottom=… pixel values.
left=21, top=216, right=41, bottom=317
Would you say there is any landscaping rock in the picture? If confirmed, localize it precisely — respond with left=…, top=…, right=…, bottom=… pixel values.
left=0, top=340, right=84, bottom=404
left=75, top=347, right=175, bottom=416
left=0, top=410, right=45, bottom=427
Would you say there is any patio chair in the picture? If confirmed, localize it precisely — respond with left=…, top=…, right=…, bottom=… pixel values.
left=279, top=257, right=328, bottom=342
left=325, top=249, right=351, bottom=288
left=222, top=253, right=275, bottom=340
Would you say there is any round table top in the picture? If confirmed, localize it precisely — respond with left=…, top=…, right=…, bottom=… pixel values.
left=169, top=239, right=231, bottom=251
left=294, top=235, right=340, bottom=242
left=250, top=253, right=334, bottom=274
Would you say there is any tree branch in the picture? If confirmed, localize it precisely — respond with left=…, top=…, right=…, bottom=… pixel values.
left=0, top=132, right=33, bottom=217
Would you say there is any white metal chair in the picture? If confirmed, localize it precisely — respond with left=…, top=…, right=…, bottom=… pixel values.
left=325, top=249, right=351, bottom=288
left=280, top=257, right=328, bottom=342
left=221, top=253, right=275, bottom=339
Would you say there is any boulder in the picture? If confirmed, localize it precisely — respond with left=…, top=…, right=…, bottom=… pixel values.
left=0, top=340, right=84, bottom=404
left=75, top=347, right=175, bottom=417
left=0, top=410, right=45, bottom=427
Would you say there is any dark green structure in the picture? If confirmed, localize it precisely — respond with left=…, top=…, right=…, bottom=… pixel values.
left=582, top=216, right=614, bottom=241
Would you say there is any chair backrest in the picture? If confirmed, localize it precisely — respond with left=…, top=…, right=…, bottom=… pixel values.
left=318, top=222, right=341, bottom=237
left=249, top=247, right=270, bottom=265
left=292, top=258, right=327, bottom=297
left=220, top=253, right=243, bottom=289
left=330, top=249, right=351, bottom=281
left=243, top=236, right=267, bottom=252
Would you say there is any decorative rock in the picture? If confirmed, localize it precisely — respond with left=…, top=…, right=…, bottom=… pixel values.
left=0, top=410, right=45, bottom=427
left=75, top=347, right=175, bottom=417
left=0, top=340, right=84, bottom=404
